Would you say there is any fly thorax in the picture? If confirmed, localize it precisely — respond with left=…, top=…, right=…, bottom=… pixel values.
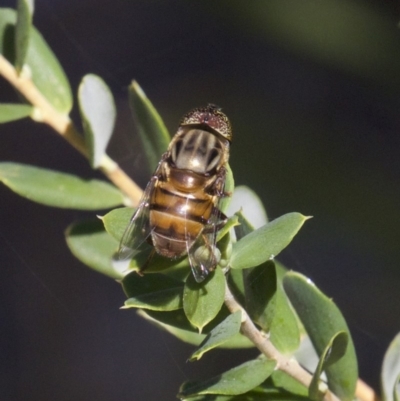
left=170, top=129, right=225, bottom=174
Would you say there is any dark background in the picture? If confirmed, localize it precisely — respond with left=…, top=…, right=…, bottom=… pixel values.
left=1, top=1, right=400, bottom=400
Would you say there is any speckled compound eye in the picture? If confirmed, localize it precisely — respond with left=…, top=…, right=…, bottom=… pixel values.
left=180, top=104, right=232, bottom=142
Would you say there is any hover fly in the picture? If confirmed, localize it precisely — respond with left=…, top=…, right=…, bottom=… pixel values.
left=118, top=104, right=232, bottom=282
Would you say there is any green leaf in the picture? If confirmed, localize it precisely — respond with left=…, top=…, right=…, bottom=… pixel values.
left=189, top=311, right=242, bottom=361
left=183, top=387, right=309, bottom=401
left=218, top=231, right=233, bottom=270
left=234, top=210, right=256, bottom=241
left=243, top=260, right=300, bottom=354
left=382, top=333, right=400, bottom=401
left=102, top=207, right=134, bottom=241
left=140, top=309, right=207, bottom=345
left=178, top=358, right=276, bottom=398
left=219, top=163, right=235, bottom=214
left=231, top=213, right=310, bottom=270
left=395, top=376, right=400, bottom=401
left=0, top=162, right=124, bottom=209
left=128, top=81, right=170, bottom=172
left=268, top=261, right=300, bottom=354
left=28, top=29, right=72, bottom=114
left=283, top=272, right=358, bottom=401
left=78, top=74, right=116, bottom=168
left=309, top=331, right=349, bottom=401
left=139, top=308, right=253, bottom=349
left=0, top=8, right=73, bottom=114
left=226, top=211, right=253, bottom=308
left=65, top=219, right=121, bottom=279
left=232, top=213, right=301, bottom=355
left=227, top=185, right=268, bottom=229
left=269, top=370, right=309, bottom=398
left=15, top=0, right=34, bottom=73
left=0, top=8, right=17, bottom=55
left=227, top=268, right=245, bottom=307
left=186, top=373, right=311, bottom=401
left=121, top=271, right=183, bottom=311
left=0, top=103, right=32, bottom=123
left=183, top=266, right=225, bottom=332
left=244, top=260, right=277, bottom=332
left=216, top=214, right=239, bottom=242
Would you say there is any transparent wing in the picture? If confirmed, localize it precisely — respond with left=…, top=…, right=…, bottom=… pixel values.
left=117, top=178, right=157, bottom=261
left=187, top=203, right=224, bottom=283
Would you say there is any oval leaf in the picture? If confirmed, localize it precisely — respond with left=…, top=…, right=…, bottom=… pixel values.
left=178, top=358, right=276, bottom=398
left=234, top=209, right=257, bottom=241
left=0, top=8, right=72, bottom=113
left=227, top=185, right=268, bottom=229
left=102, top=207, right=134, bottom=241
left=140, top=309, right=207, bottom=345
left=269, top=370, right=309, bottom=398
left=189, top=311, right=242, bottom=361
left=0, top=162, right=124, bottom=209
left=216, top=213, right=239, bottom=242
left=395, top=375, right=400, bottom=401
left=227, top=268, right=245, bottom=307
left=78, top=74, right=116, bottom=168
left=121, top=271, right=183, bottom=311
left=309, top=331, right=349, bottom=401
left=283, top=272, right=358, bottom=401
left=231, top=213, right=310, bottom=270
left=269, top=261, right=301, bottom=354
left=0, top=103, right=32, bottom=123
left=65, top=220, right=121, bottom=279
left=243, top=260, right=300, bottom=354
left=1, top=8, right=17, bottom=55
left=184, top=386, right=309, bottom=401
left=219, top=163, right=234, bottom=214
left=183, top=266, right=225, bottom=332
left=128, top=81, right=170, bottom=172
left=140, top=308, right=252, bottom=349
left=28, top=28, right=73, bottom=113
left=244, top=260, right=277, bottom=332
left=382, top=333, right=400, bottom=401
left=15, top=0, right=34, bottom=72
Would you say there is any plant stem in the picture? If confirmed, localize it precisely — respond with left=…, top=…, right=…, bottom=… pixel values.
left=0, top=54, right=143, bottom=206
left=224, top=279, right=340, bottom=401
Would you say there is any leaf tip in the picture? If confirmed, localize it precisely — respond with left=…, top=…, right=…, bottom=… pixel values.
left=130, top=80, right=144, bottom=96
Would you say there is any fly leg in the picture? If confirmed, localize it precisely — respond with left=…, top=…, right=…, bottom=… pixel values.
left=214, top=166, right=232, bottom=198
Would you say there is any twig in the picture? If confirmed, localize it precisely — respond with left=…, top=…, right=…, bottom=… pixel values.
left=224, top=280, right=341, bottom=401
left=0, top=54, right=143, bottom=206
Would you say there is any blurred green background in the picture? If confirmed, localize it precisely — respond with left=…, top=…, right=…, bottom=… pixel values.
left=1, top=1, right=400, bottom=400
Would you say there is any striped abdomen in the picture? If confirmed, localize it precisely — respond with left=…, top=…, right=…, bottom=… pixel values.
left=148, top=127, right=227, bottom=259
left=149, top=171, right=215, bottom=258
